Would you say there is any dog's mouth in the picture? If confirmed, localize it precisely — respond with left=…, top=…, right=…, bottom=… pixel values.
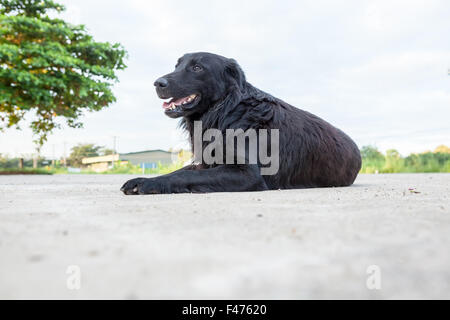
left=162, top=94, right=200, bottom=114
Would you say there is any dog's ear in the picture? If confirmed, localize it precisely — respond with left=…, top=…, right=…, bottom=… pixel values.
left=225, top=59, right=246, bottom=90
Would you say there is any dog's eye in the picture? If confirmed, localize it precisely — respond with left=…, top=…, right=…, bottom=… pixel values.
left=192, top=65, right=203, bottom=72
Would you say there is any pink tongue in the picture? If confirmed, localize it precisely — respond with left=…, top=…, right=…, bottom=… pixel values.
left=162, top=97, right=187, bottom=109
left=162, top=101, right=170, bottom=109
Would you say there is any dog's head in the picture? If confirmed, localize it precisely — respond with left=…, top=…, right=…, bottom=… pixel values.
left=154, top=52, right=245, bottom=118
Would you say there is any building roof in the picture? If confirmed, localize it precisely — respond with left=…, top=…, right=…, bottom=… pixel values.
left=119, top=149, right=172, bottom=156
left=82, top=150, right=174, bottom=164
left=82, top=154, right=119, bottom=164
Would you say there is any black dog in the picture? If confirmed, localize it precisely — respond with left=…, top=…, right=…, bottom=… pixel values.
left=121, top=52, right=361, bottom=195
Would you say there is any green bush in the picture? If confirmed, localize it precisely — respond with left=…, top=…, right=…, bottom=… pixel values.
left=0, top=167, right=52, bottom=174
left=360, top=146, right=450, bottom=173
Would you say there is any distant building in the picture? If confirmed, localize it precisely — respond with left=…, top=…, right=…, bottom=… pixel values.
left=81, top=154, right=120, bottom=172
left=82, top=149, right=176, bottom=172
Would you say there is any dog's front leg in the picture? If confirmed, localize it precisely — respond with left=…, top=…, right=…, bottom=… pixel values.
left=120, top=164, right=268, bottom=195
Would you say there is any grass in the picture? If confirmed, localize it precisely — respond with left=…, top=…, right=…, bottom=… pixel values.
left=12, top=160, right=448, bottom=175
left=93, top=162, right=184, bottom=174
left=361, top=159, right=450, bottom=173
left=18, top=162, right=186, bottom=175
left=360, top=151, right=450, bottom=173
left=2, top=145, right=450, bottom=174
left=0, top=168, right=53, bottom=175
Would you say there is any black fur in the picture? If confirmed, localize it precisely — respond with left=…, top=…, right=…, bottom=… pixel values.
left=121, top=52, right=361, bottom=195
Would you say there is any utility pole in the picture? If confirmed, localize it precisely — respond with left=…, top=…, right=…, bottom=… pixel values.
left=63, top=141, right=67, bottom=167
left=112, top=136, right=118, bottom=168
left=52, top=144, right=55, bottom=167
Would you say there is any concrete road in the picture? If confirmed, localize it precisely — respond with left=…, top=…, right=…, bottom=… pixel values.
left=0, top=173, right=449, bottom=299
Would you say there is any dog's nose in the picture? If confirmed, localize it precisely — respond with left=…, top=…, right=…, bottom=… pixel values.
left=154, top=77, right=168, bottom=88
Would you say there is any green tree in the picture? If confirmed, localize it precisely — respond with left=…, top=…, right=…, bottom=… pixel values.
left=360, top=145, right=386, bottom=173
left=434, top=145, right=450, bottom=154
left=383, top=149, right=404, bottom=173
left=68, top=143, right=101, bottom=167
left=0, top=0, right=127, bottom=149
left=100, top=148, right=115, bottom=155
left=360, top=145, right=384, bottom=161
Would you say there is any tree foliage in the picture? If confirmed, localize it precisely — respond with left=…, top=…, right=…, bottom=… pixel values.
left=434, top=145, right=450, bottom=154
left=360, top=145, right=385, bottom=162
left=0, top=0, right=127, bottom=148
left=68, top=143, right=101, bottom=167
left=101, top=148, right=115, bottom=156
left=360, top=145, right=450, bottom=173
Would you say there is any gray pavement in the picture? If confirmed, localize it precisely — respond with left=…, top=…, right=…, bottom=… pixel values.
left=0, top=173, right=449, bottom=299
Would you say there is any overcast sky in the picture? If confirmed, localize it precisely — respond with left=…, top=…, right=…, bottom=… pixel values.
left=1, top=0, right=449, bottom=158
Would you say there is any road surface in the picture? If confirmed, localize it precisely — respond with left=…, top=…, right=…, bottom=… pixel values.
left=0, top=173, right=449, bottom=299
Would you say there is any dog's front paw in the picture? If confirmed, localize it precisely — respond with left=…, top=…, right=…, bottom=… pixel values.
left=120, top=178, right=146, bottom=195
left=120, top=177, right=168, bottom=195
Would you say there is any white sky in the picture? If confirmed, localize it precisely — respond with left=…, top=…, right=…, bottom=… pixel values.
left=1, top=0, right=449, bottom=158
